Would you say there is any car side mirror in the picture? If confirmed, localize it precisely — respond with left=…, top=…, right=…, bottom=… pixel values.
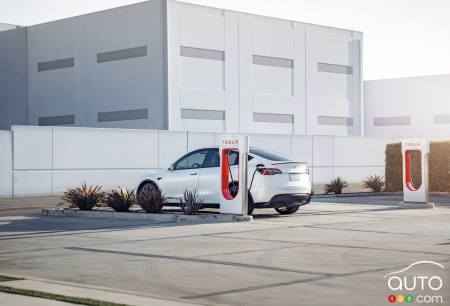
left=169, top=164, right=174, bottom=171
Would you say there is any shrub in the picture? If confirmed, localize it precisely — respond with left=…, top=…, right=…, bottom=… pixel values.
left=104, top=188, right=136, bottom=212
left=324, top=177, right=348, bottom=194
left=385, top=140, right=450, bottom=192
left=361, top=174, right=385, bottom=192
left=60, top=182, right=105, bottom=210
left=178, top=189, right=204, bottom=215
left=136, top=187, right=167, bottom=213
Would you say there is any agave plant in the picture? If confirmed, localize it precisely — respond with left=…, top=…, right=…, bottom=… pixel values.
left=178, top=189, right=204, bottom=215
left=60, top=182, right=106, bottom=210
left=104, top=188, right=136, bottom=212
left=136, top=187, right=167, bottom=213
left=361, top=174, right=385, bottom=192
left=324, top=177, right=348, bottom=194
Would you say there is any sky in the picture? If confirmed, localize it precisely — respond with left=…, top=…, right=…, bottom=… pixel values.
left=1, top=0, right=449, bottom=80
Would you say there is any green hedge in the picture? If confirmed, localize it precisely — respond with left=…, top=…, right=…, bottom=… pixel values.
left=385, top=140, right=450, bottom=192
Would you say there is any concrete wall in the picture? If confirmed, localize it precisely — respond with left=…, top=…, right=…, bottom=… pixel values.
left=5, top=125, right=393, bottom=198
left=0, top=131, right=12, bottom=198
left=26, top=0, right=166, bottom=131
left=1, top=0, right=362, bottom=136
left=364, top=74, right=450, bottom=138
left=0, top=27, right=28, bottom=130
left=162, top=0, right=363, bottom=135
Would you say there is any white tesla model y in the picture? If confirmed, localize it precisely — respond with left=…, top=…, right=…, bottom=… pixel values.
left=136, top=147, right=311, bottom=215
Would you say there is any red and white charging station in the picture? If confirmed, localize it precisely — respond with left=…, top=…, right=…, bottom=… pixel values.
left=399, top=139, right=434, bottom=208
left=219, top=134, right=249, bottom=215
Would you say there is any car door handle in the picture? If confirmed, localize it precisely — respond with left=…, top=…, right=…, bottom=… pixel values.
left=190, top=173, right=197, bottom=175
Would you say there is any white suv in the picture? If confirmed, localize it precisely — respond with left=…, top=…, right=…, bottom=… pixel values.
left=136, top=147, right=311, bottom=215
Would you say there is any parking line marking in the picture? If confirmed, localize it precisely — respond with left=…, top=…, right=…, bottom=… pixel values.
left=65, top=247, right=336, bottom=276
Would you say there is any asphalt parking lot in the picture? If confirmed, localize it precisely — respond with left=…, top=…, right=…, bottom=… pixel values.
left=0, top=195, right=449, bottom=305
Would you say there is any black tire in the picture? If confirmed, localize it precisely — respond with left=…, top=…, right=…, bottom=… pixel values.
left=247, top=194, right=254, bottom=215
left=140, top=182, right=157, bottom=195
left=229, top=182, right=254, bottom=215
left=275, top=206, right=299, bottom=214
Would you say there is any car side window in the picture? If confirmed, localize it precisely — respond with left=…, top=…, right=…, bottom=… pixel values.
left=175, top=149, right=209, bottom=170
left=205, top=149, right=253, bottom=168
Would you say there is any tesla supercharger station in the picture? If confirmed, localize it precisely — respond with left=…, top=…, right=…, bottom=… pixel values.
left=399, top=139, right=434, bottom=208
left=219, top=135, right=249, bottom=215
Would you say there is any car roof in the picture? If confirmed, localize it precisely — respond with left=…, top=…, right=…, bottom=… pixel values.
left=194, top=146, right=285, bottom=156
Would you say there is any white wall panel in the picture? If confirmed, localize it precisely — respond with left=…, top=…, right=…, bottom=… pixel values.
left=317, top=72, right=352, bottom=101
left=293, top=22, right=306, bottom=135
left=53, top=127, right=158, bottom=169
left=28, top=16, right=84, bottom=128
left=252, top=94, right=293, bottom=114
left=13, top=125, right=52, bottom=170
left=4, top=126, right=398, bottom=198
left=292, top=135, right=312, bottom=166
left=238, top=13, right=253, bottom=133
left=96, top=10, right=147, bottom=53
left=333, top=136, right=391, bottom=167
left=52, top=170, right=153, bottom=195
left=179, top=2, right=223, bottom=16
left=249, top=133, right=292, bottom=157
left=167, top=0, right=181, bottom=131
left=317, top=99, right=350, bottom=117
left=333, top=166, right=385, bottom=185
left=180, top=119, right=225, bottom=132
left=312, top=135, right=333, bottom=167
left=158, top=130, right=187, bottom=168
left=310, top=167, right=333, bottom=185
left=252, top=22, right=293, bottom=59
left=224, top=10, right=240, bottom=133
left=253, top=65, right=292, bottom=96
left=364, top=77, right=421, bottom=137
left=181, top=88, right=225, bottom=111
left=0, top=27, right=27, bottom=130
left=252, top=122, right=293, bottom=135
left=187, top=131, right=215, bottom=151
left=317, top=32, right=353, bottom=66
left=179, top=10, right=224, bottom=51
left=0, top=131, right=12, bottom=197
left=13, top=171, right=52, bottom=197
left=180, top=57, right=224, bottom=91
left=37, top=24, right=74, bottom=62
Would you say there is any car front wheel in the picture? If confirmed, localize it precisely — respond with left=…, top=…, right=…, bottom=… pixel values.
left=274, top=206, right=299, bottom=214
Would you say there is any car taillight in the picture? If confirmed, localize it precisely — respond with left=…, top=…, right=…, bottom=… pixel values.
left=306, top=168, right=309, bottom=175
left=263, top=168, right=282, bottom=175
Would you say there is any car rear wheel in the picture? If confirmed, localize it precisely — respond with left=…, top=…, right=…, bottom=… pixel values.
left=229, top=182, right=254, bottom=215
left=275, top=206, right=299, bottom=214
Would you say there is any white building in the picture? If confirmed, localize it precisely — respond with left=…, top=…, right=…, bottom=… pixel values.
left=0, top=0, right=363, bottom=136
left=364, top=74, right=450, bottom=138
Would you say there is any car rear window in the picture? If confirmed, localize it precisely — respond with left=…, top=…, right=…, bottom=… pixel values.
left=249, top=148, right=296, bottom=162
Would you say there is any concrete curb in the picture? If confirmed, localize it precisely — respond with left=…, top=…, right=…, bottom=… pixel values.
left=312, top=192, right=401, bottom=198
left=312, top=191, right=449, bottom=198
left=41, top=208, right=252, bottom=222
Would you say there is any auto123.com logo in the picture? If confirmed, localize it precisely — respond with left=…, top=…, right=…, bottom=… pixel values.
left=384, top=261, right=445, bottom=303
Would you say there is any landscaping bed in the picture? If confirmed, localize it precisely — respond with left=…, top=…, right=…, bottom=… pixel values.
left=42, top=208, right=252, bottom=222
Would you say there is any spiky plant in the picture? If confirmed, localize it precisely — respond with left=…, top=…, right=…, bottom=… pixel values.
left=136, top=187, right=167, bottom=213
left=104, top=188, right=136, bottom=212
left=361, top=174, right=385, bottom=192
left=178, top=189, right=204, bottom=215
left=324, top=177, right=349, bottom=194
left=60, top=182, right=105, bottom=210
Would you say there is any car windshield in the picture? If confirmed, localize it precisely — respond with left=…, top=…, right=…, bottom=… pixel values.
left=249, top=148, right=296, bottom=162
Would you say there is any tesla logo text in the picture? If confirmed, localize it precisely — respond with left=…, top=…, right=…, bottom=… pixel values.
left=222, top=140, right=238, bottom=145
left=406, top=143, right=420, bottom=146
